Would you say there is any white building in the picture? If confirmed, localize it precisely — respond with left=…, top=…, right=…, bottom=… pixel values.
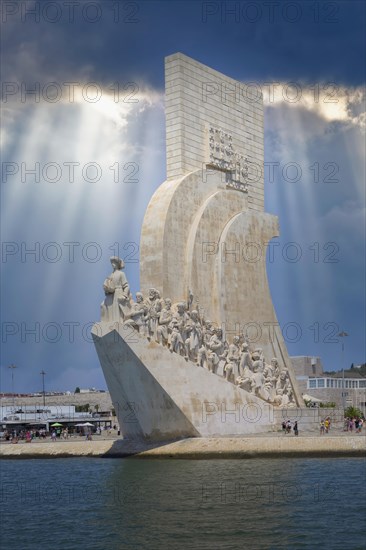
left=291, top=356, right=366, bottom=414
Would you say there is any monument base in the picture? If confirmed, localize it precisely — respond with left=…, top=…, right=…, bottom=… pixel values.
left=92, top=322, right=276, bottom=441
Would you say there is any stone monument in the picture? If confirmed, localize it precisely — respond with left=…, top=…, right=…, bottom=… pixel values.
left=92, top=53, right=303, bottom=441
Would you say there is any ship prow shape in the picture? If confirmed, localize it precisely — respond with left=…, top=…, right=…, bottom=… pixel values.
left=92, top=54, right=303, bottom=441
left=92, top=322, right=275, bottom=440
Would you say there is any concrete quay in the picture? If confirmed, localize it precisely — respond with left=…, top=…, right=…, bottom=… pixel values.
left=1, top=433, right=365, bottom=459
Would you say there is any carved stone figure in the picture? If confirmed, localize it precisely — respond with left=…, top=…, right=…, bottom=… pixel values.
left=239, top=342, right=253, bottom=377
left=101, top=256, right=131, bottom=322
left=169, top=318, right=185, bottom=355
left=150, top=299, right=162, bottom=342
left=100, top=266, right=298, bottom=406
left=196, top=320, right=213, bottom=368
left=224, top=336, right=240, bottom=382
left=236, top=372, right=253, bottom=392
left=185, top=310, right=202, bottom=361
left=146, top=289, right=161, bottom=341
left=172, top=302, right=190, bottom=341
left=263, top=358, right=278, bottom=402
left=207, top=328, right=227, bottom=374
left=156, top=298, right=173, bottom=346
left=274, top=369, right=294, bottom=407
left=124, top=292, right=147, bottom=334
left=251, top=361, right=270, bottom=401
left=251, top=349, right=264, bottom=370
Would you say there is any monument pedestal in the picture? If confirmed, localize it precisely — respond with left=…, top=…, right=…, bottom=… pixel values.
left=92, top=322, right=275, bottom=440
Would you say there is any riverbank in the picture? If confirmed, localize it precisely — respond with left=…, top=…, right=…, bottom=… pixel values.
left=1, top=433, right=365, bottom=459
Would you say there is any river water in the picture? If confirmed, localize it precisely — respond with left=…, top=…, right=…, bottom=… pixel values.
left=1, top=457, right=365, bottom=549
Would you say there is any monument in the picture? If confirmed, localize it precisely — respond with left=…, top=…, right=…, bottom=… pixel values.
left=92, top=53, right=303, bottom=440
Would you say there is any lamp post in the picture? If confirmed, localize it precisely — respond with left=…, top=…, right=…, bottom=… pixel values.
left=339, top=331, right=348, bottom=410
left=40, top=370, right=46, bottom=407
left=8, top=364, right=17, bottom=409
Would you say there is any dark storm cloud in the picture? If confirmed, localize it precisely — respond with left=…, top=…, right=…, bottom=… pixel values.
left=1, top=1, right=365, bottom=89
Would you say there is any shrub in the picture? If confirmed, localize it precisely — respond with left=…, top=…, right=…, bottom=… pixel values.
left=344, top=406, right=364, bottom=419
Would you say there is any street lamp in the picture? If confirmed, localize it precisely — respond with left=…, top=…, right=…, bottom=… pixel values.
left=8, top=364, right=17, bottom=409
left=339, top=331, right=348, bottom=410
left=40, top=370, right=46, bottom=407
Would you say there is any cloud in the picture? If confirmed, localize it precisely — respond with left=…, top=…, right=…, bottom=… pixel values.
left=262, top=83, right=365, bottom=130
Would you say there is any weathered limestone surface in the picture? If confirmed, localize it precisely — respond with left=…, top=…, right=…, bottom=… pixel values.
left=165, top=53, right=264, bottom=211
left=140, top=169, right=302, bottom=405
left=1, top=436, right=364, bottom=459
left=93, top=53, right=305, bottom=441
left=92, top=322, right=274, bottom=440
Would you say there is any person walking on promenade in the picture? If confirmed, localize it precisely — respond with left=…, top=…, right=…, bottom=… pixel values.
left=320, top=420, right=325, bottom=435
left=293, top=421, right=299, bottom=436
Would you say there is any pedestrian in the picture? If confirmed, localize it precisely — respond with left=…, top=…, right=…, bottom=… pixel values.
left=51, top=430, right=57, bottom=442
left=293, top=421, right=299, bottom=436
left=320, top=421, right=325, bottom=435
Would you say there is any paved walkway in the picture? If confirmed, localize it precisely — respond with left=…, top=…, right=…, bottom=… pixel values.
left=1, top=432, right=364, bottom=459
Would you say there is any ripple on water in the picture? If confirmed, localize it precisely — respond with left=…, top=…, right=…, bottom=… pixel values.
left=0, top=457, right=365, bottom=550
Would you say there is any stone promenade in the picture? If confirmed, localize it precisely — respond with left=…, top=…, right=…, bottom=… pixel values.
left=1, top=432, right=365, bottom=459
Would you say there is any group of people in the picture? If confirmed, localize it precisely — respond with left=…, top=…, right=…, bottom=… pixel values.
left=344, top=417, right=364, bottom=433
left=51, top=427, right=70, bottom=441
left=282, top=420, right=299, bottom=435
left=1, top=428, right=48, bottom=443
left=100, top=257, right=296, bottom=407
left=320, top=417, right=332, bottom=434
left=121, top=287, right=295, bottom=407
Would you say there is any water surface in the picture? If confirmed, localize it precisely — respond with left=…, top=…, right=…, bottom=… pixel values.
left=1, top=458, right=365, bottom=549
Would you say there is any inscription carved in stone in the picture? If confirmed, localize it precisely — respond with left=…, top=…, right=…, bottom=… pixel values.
left=206, top=125, right=248, bottom=193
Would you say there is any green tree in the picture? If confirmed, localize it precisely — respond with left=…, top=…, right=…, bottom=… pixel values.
left=359, top=364, right=366, bottom=376
left=75, top=403, right=90, bottom=413
left=75, top=387, right=80, bottom=393
left=344, top=406, right=364, bottom=419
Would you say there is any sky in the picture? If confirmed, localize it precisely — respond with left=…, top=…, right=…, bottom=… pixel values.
left=1, top=0, right=365, bottom=393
